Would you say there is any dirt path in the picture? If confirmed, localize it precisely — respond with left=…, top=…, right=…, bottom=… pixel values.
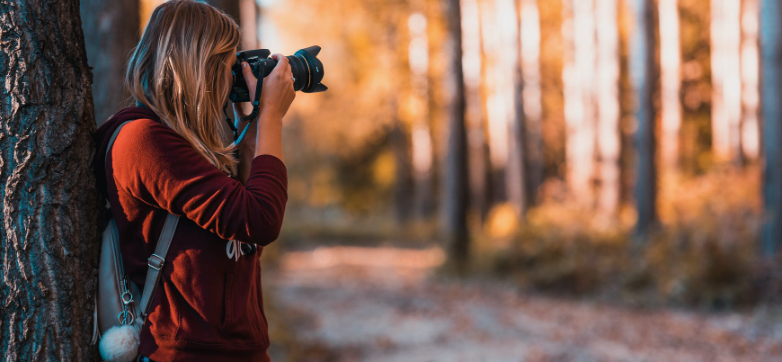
left=266, top=246, right=782, bottom=362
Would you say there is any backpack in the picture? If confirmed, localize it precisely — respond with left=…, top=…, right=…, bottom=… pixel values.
left=89, top=120, right=180, bottom=362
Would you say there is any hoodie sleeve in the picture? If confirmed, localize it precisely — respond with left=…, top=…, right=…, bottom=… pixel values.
left=109, top=118, right=288, bottom=246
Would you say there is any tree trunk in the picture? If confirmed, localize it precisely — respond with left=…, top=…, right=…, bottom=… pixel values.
left=629, top=0, right=659, bottom=237
left=562, top=0, right=597, bottom=207
left=239, top=0, right=258, bottom=50
left=442, top=0, right=470, bottom=273
left=204, top=0, right=241, bottom=21
left=0, top=0, right=101, bottom=360
left=595, top=0, right=621, bottom=217
left=461, top=0, right=490, bottom=222
left=520, top=0, right=543, bottom=207
left=711, top=0, right=743, bottom=164
left=81, top=0, right=139, bottom=126
left=500, top=0, right=526, bottom=218
left=760, top=0, right=782, bottom=256
left=659, top=0, right=682, bottom=171
left=740, top=0, right=760, bottom=161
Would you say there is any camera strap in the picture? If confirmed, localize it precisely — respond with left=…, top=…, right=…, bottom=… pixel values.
left=225, top=66, right=266, bottom=146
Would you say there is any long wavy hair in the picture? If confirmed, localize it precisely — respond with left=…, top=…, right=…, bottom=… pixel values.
left=126, top=0, right=241, bottom=176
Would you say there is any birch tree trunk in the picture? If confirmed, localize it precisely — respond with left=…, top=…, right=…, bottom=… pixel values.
left=628, top=0, right=659, bottom=237
left=409, top=11, right=436, bottom=219
left=760, top=0, right=782, bottom=256
left=442, top=0, right=470, bottom=272
left=0, top=0, right=101, bottom=360
left=81, top=0, right=139, bottom=126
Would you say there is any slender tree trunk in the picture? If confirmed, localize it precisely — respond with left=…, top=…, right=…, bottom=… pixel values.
left=659, top=0, right=682, bottom=171
left=520, top=0, right=543, bottom=206
left=0, top=0, right=101, bottom=360
left=595, top=0, right=621, bottom=217
left=629, top=0, right=659, bottom=237
left=562, top=0, right=597, bottom=207
left=408, top=10, right=436, bottom=219
left=239, top=0, right=258, bottom=50
left=442, top=0, right=470, bottom=272
left=81, top=0, right=140, bottom=126
left=711, top=0, right=743, bottom=164
left=741, top=0, right=761, bottom=161
left=760, top=0, right=782, bottom=256
left=204, top=0, right=240, bottom=21
left=461, top=0, right=490, bottom=222
left=500, top=0, right=526, bottom=217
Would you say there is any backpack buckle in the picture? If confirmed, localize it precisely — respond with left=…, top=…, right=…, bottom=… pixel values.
left=147, top=254, right=165, bottom=271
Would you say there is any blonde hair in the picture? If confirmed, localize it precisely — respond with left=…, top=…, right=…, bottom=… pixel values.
left=126, top=0, right=241, bottom=176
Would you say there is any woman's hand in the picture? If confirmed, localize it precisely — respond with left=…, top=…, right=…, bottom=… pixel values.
left=239, top=54, right=296, bottom=121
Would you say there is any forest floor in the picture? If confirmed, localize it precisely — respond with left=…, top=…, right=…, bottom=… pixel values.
left=265, top=245, right=782, bottom=362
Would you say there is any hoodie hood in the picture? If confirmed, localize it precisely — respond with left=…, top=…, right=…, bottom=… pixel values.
left=94, top=106, right=163, bottom=202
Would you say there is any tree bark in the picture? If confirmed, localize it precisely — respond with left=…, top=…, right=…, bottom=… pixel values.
left=442, top=0, right=470, bottom=273
left=760, top=0, right=782, bottom=256
left=0, top=0, right=101, bottom=360
left=629, top=0, right=659, bottom=237
left=81, top=0, right=140, bottom=126
left=711, top=0, right=743, bottom=164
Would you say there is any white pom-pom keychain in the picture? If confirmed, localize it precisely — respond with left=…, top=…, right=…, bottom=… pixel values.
left=99, top=324, right=140, bottom=362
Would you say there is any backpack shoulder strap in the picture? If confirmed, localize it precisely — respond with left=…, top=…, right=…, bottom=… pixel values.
left=104, top=119, right=181, bottom=324
left=139, top=212, right=179, bottom=321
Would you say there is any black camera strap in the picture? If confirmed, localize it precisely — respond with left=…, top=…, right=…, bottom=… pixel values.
left=225, top=66, right=266, bottom=144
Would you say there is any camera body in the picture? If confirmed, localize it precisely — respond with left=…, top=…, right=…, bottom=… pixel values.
left=229, top=45, right=327, bottom=103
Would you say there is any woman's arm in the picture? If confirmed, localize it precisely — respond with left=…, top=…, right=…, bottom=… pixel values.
left=235, top=53, right=294, bottom=183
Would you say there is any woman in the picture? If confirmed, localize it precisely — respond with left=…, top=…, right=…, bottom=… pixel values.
left=93, top=1, right=294, bottom=360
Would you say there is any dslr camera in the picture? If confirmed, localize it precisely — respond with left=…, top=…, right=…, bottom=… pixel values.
left=229, top=45, right=327, bottom=103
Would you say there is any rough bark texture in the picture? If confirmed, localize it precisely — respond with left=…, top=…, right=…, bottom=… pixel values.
left=760, top=0, right=782, bottom=256
left=80, top=0, right=140, bottom=125
left=0, top=0, right=101, bottom=361
left=442, top=0, right=469, bottom=272
left=629, top=0, right=659, bottom=237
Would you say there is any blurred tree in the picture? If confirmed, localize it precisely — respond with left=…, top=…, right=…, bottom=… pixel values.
left=659, top=0, right=682, bottom=171
left=760, top=0, right=782, bottom=256
left=0, top=0, right=101, bottom=359
left=740, top=0, right=760, bottom=162
left=504, top=0, right=527, bottom=218
left=239, top=0, right=258, bottom=50
left=81, top=0, right=139, bottom=125
left=595, top=0, right=621, bottom=217
left=441, top=0, right=470, bottom=272
left=711, top=0, right=743, bottom=165
left=562, top=0, right=597, bottom=207
left=520, top=0, right=544, bottom=207
left=462, top=0, right=491, bottom=222
left=628, top=0, right=659, bottom=237
left=203, top=0, right=240, bottom=20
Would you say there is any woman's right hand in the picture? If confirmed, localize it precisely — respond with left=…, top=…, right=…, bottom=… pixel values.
left=240, top=53, right=296, bottom=121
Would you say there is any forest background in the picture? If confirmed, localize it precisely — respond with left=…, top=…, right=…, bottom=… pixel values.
left=3, top=0, right=782, bottom=360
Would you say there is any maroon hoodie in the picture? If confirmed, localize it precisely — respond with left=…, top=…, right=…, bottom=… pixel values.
left=93, top=107, right=287, bottom=361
